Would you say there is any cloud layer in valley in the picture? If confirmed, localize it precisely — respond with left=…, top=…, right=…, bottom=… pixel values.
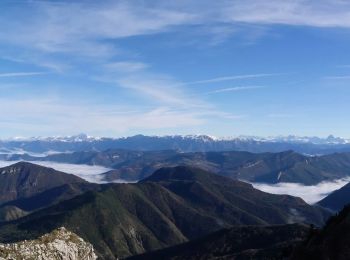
left=1, top=159, right=349, bottom=203
left=0, top=160, right=119, bottom=183
left=252, top=178, right=350, bottom=204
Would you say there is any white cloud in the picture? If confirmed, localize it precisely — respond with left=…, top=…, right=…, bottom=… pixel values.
left=222, top=0, right=350, bottom=28
left=0, top=55, right=69, bottom=73
left=267, top=113, right=294, bottom=118
left=3, top=1, right=350, bottom=60
left=325, top=75, right=350, bottom=80
left=1, top=158, right=347, bottom=198
left=2, top=0, right=348, bottom=137
left=0, top=160, right=127, bottom=183
left=0, top=1, right=195, bottom=56
left=116, top=75, right=208, bottom=107
left=0, top=72, right=46, bottom=77
left=337, top=65, right=350, bottom=68
left=252, top=178, right=350, bottom=204
left=0, top=96, right=206, bottom=137
left=104, top=61, right=149, bottom=73
left=207, top=85, right=265, bottom=94
left=178, top=74, right=277, bottom=86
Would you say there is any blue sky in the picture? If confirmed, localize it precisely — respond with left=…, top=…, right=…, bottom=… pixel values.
left=1, top=0, right=350, bottom=138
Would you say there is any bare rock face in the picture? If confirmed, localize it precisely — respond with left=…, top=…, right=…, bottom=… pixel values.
left=0, top=227, right=97, bottom=260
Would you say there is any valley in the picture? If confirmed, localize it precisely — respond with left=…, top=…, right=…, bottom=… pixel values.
left=0, top=147, right=349, bottom=259
left=3, top=148, right=350, bottom=204
left=0, top=162, right=333, bottom=259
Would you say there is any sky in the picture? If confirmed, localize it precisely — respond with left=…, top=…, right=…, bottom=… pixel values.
left=1, top=0, right=350, bottom=138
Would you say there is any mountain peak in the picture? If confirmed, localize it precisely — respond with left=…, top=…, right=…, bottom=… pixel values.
left=141, top=165, right=250, bottom=188
left=0, top=162, right=87, bottom=205
left=0, top=161, right=64, bottom=175
left=1, top=134, right=350, bottom=156
left=0, top=161, right=43, bottom=175
left=142, top=166, right=209, bottom=182
left=2, top=133, right=349, bottom=144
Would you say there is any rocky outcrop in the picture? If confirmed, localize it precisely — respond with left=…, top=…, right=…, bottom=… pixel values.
left=0, top=227, right=97, bottom=260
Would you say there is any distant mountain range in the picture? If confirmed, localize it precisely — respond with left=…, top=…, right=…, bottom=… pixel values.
left=0, top=163, right=330, bottom=259
left=2, top=134, right=350, bottom=155
left=7, top=149, right=350, bottom=185
left=5, top=133, right=350, bottom=145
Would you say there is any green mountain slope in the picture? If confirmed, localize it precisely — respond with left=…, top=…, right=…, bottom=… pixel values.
left=292, top=205, right=350, bottom=259
left=128, top=224, right=309, bottom=260
left=0, top=166, right=330, bottom=259
left=0, top=162, right=96, bottom=222
left=0, top=161, right=87, bottom=204
left=317, top=182, right=350, bottom=212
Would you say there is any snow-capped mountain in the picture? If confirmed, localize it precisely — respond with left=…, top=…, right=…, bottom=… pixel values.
left=1, top=134, right=350, bottom=155
left=236, top=135, right=350, bottom=145
left=7, top=133, right=100, bottom=143
left=3, top=133, right=349, bottom=144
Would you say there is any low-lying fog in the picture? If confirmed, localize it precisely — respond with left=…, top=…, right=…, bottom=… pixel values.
left=252, top=179, right=350, bottom=204
left=0, top=160, right=119, bottom=183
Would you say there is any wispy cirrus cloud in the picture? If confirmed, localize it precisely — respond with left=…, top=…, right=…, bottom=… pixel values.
left=1, top=0, right=349, bottom=138
left=267, top=113, right=294, bottom=118
left=2, top=1, right=350, bottom=61
left=337, top=65, right=350, bottom=68
left=222, top=0, right=350, bottom=28
left=0, top=1, right=195, bottom=56
left=177, top=74, right=277, bottom=86
left=0, top=72, right=47, bottom=78
left=97, top=71, right=206, bottom=108
left=207, top=85, right=265, bottom=94
left=0, top=96, right=207, bottom=137
left=325, top=75, right=350, bottom=80
left=104, top=61, right=149, bottom=73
